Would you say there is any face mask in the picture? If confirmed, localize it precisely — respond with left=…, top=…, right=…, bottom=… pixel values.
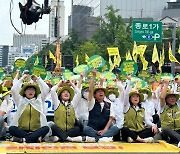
left=143, top=93, right=148, bottom=101
left=83, top=91, right=89, bottom=100
left=108, top=94, right=116, bottom=102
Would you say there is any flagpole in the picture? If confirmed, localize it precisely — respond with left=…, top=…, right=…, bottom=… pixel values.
left=53, top=0, right=62, bottom=76
left=171, top=23, right=176, bottom=75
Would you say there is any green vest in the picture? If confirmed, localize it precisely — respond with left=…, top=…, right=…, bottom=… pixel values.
left=18, top=104, right=40, bottom=131
left=160, top=104, right=180, bottom=130
left=54, top=103, right=76, bottom=131
left=0, top=99, right=2, bottom=105
left=124, top=107, right=145, bottom=132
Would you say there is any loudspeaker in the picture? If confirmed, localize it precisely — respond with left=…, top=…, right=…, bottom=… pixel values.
left=162, top=66, right=171, bottom=73
left=62, top=55, right=74, bottom=71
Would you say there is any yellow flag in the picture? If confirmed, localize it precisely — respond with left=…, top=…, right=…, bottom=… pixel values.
left=132, top=42, right=138, bottom=62
left=116, top=54, right=121, bottom=66
left=49, top=50, right=56, bottom=63
left=138, top=45, right=147, bottom=57
left=114, top=54, right=121, bottom=67
left=76, top=55, right=79, bottom=66
left=168, top=43, right=180, bottom=64
left=109, top=56, right=114, bottom=72
left=113, top=55, right=117, bottom=66
left=140, top=56, right=148, bottom=70
left=178, top=45, right=180, bottom=54
left=125, top=52, right=128, bottom=60
left=126, top=51, right=132, bottom=60
left=34, top=56, right=39, bottom=66
left=159, top=44, right=165, bottom=72
left=152, top=44, right=159, bottom=63
left=107, top=47, right=119, bottom=56
left=85, top=53, right=89, bottom=63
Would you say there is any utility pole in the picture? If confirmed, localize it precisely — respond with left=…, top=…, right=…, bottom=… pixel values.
left=71, top=0, right=73, bottom=32
left=53, top=0, right=62, bottom=76
left=141, top=8, right=143, bottom=18
left=162, top=23, right=177, bottom=75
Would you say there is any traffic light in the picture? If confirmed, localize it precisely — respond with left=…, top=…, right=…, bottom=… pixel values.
left=54, top=17, right=58, bottom=37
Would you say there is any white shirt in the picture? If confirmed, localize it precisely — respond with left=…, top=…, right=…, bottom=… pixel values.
left=112, top=97, right=124, bottom=129
left=74, top=97, right=89, bottom=120
left=0, top=95, right=13, bottom=115
left=6, top=99, right=17, bottom=126
left=11, top=77, right=49, bottom=127
left=142, top=99, right=156, bottom=122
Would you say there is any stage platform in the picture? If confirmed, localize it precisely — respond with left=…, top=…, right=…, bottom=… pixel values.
left=0, top=140, right=179, bottom=154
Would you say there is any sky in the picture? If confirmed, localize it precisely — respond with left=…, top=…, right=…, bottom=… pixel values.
left=0, top=0, right=71, bottom=46
left=0, top=0, right=175, bottom=46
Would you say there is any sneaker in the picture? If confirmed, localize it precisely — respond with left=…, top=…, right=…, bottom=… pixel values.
left=143, top=137, right=154, bottom=143
left=49, top=136, right=59, bottom=142
left=70, top=136, right=83, bottom=142
left=178, top=142, right=180, bottom=148
left=127, top=137, right=134, bottom=143
left=98, top=137, right=113, bottom=143
left=12, top=137, right=24, bottom=143
left=37, top=136, right=42, bottom=143
left=85, top=136, right=96, bottom=143
left=158, top=128, right=162, bottom=133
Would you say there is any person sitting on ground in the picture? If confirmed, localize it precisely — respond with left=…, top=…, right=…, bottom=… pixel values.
left=106, top=79, right=125, bottom=141
left=9, top=74, right=49, bottom=143
left=0, top=86, right=14, bottom=140
left=121, top=76, right=158, bottom=143
left=83, top=70, right=119, bottom=143
left=160, top=79, right=180, bottom=148
left=140, top=87, right=161, bottom=128
left=50, top=80, right=82, bottom=142
left=73, top=73, right=89, bottom=128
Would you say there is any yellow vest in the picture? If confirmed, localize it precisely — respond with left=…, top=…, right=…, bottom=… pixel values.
left=160, top=104, right=180, bottom=130
left=124, top=107, right=145, bottom=132
left=54, top=103, right=76, bottom=131
left=18, top=104, right=40, bottom=131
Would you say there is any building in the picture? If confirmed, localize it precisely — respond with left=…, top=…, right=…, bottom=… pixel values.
left=71, top=5, right=92, bottom=32
left=49, top=0, right=65, bottom=43
left=70, top=0, right=170, bottom=40
left=100, top=0, right=170, bottom=20
left=8, top=46, right=31, bottom=68
left=69, top=5, right=99, bottom=41
left=8, top=47, right=19, bottom=67
left=79, top=16, right=99, bottom=40
left=161, top=0, right=180, bottom=26
left=0, top=45, right=9, bottom=67
left=72, top=0, right=170, bottom=20
left=13, top=34, right=48, bottom=53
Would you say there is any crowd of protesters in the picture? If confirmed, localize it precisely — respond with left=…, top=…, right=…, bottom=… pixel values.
left=0, top=69, right=179, bottom=148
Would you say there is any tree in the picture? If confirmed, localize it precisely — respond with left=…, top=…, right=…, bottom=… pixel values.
left=61, top=29, right=82, bottom=55
left=71, top=41, right=100, bottom=64
left=93, top=5, right=132, bottom=61
left=26, top=43, right=56, bottom=70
